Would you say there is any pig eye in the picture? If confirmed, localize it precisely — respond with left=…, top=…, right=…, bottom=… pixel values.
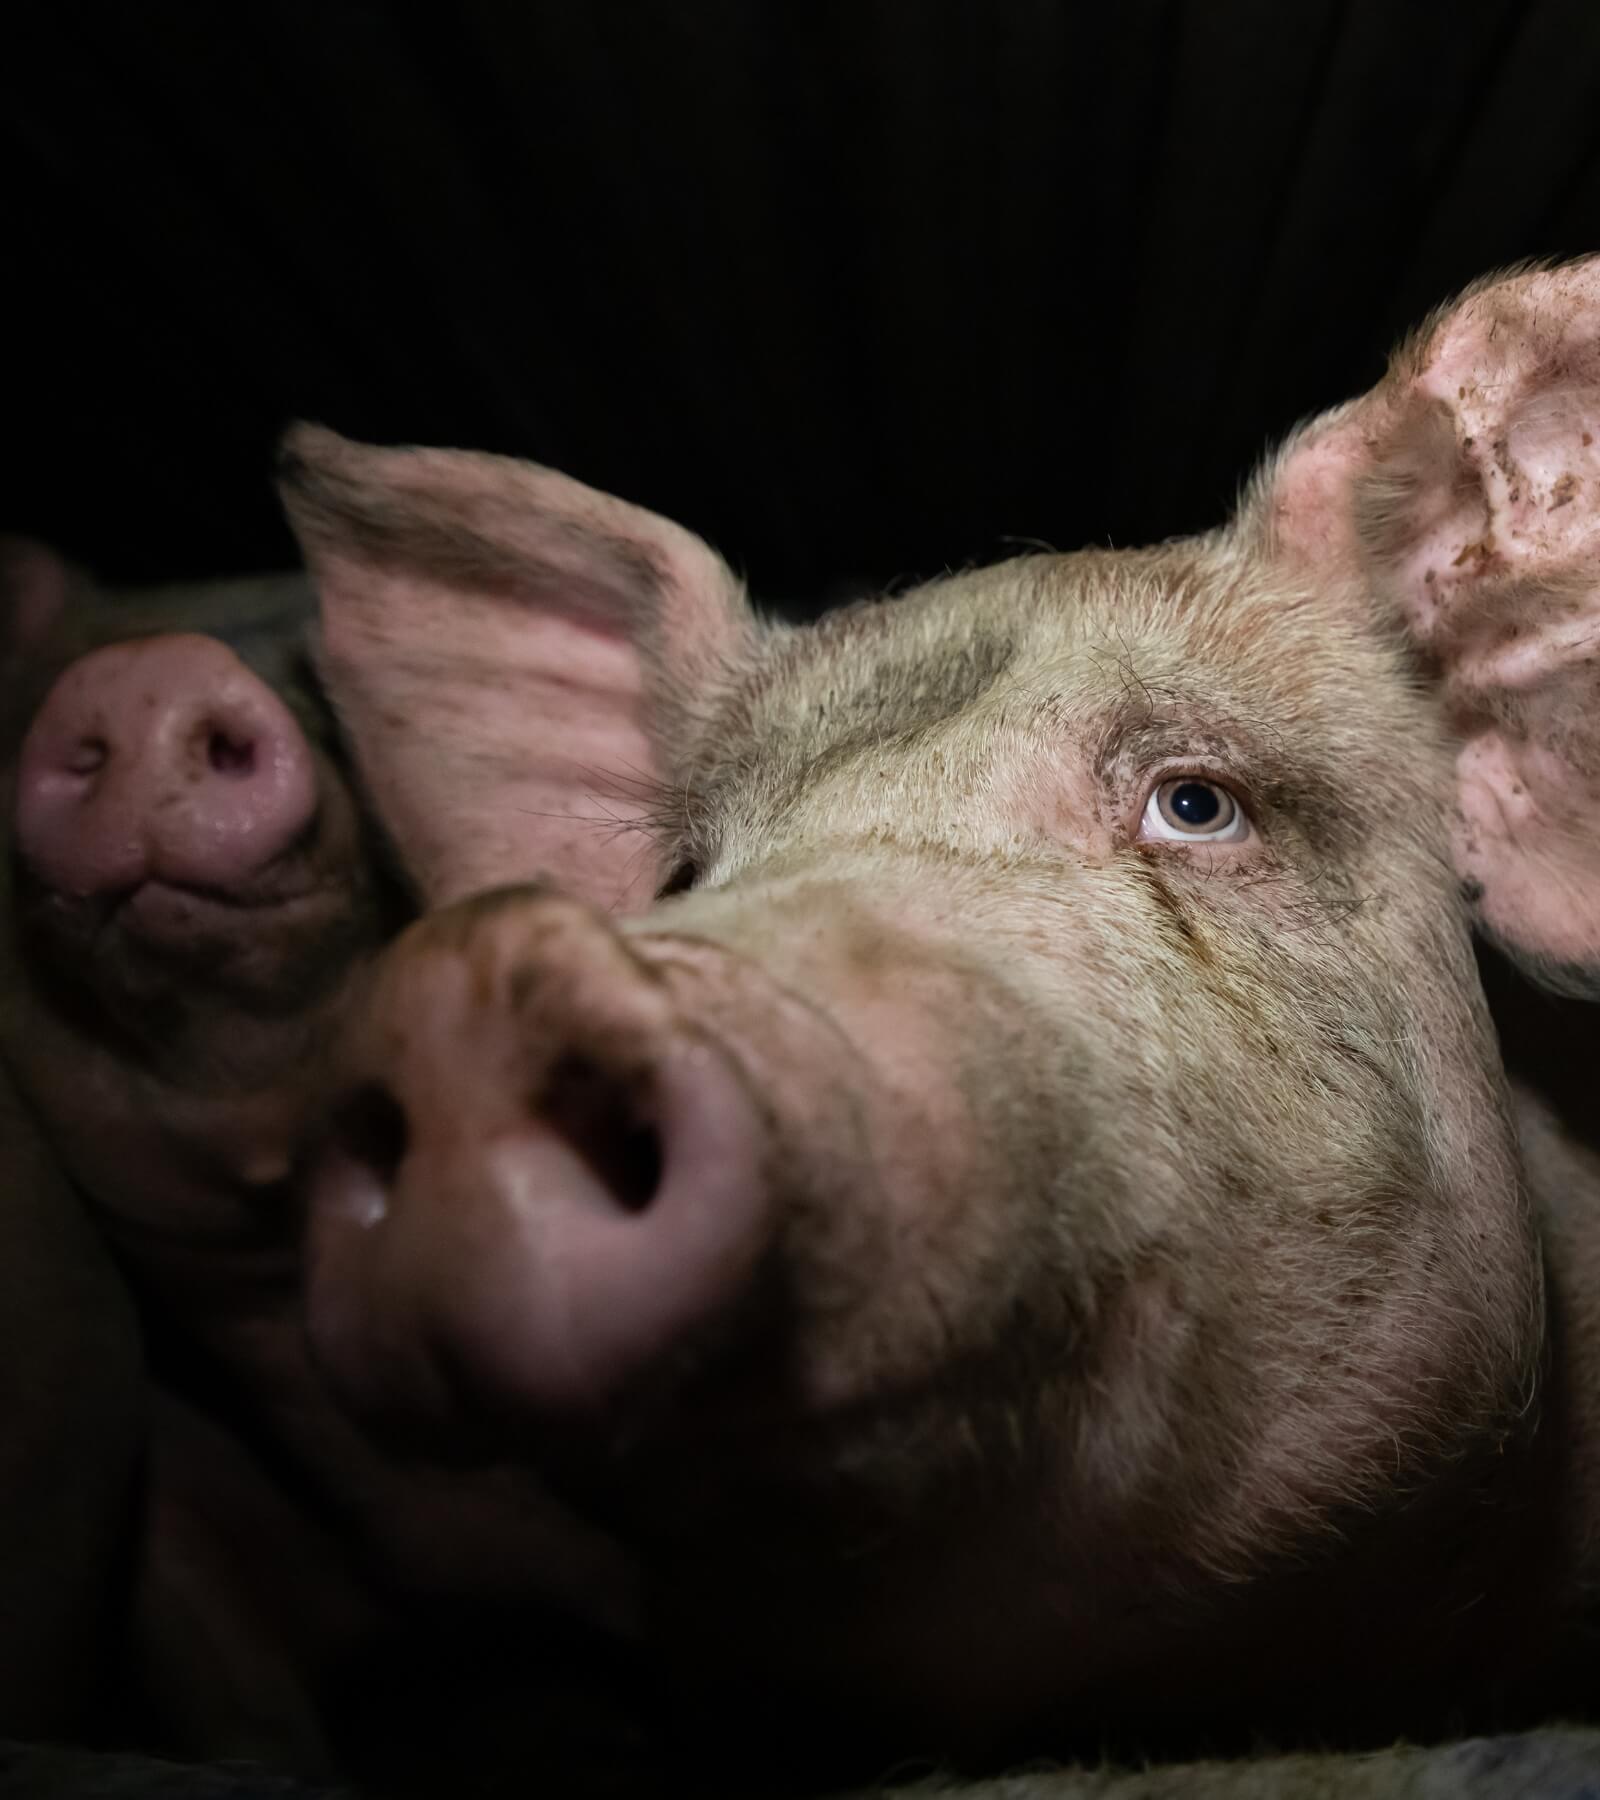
left=1139, top=778, right=1252, bottom=844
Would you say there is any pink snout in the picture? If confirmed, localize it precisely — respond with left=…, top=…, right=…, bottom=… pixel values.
left=305, top=895, right=777, bottom=1436
left=14, top=633, right=317, bottom=899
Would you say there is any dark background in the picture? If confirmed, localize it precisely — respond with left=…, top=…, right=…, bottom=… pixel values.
left=5, top=0, right=1600, bottom=614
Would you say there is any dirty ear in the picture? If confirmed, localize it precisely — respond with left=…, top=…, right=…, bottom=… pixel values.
left=278, top=426, right=758, bottom=911
left=1259, top=258, right=1600, bottom=994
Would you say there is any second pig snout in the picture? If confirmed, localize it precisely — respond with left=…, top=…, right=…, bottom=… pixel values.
left=14, top=633, right=318, bottom=900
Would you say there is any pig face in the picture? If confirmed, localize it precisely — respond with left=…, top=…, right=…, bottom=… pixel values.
left=0, top=552, right=403, bottom=1259
left=280, top=263, right=1598, bottom=1738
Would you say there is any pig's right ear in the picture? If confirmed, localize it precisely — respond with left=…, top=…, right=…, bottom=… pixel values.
left=1255, top=257, right=1600, bottom=994
left=277, top=425, right=759, bottom=911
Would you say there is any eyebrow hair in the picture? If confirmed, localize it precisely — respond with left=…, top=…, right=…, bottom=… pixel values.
left=1066, top=683, right=1378, bottom=869
left=743, top=614, right=1020, bottom=758
left=1091, top=706, right=1285, bottom=779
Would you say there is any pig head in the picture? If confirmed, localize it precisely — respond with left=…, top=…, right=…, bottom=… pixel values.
left=0, top=549, right=402, bottom=1302
left=278, top=260, right=1600, bottom=1753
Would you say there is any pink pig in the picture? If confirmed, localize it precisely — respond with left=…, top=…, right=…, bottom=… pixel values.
left=272, top=259, right=1600, bottom=1763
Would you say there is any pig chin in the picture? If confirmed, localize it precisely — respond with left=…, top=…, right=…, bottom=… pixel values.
left=17, top=784, right=379, bottom=1015
left=19, top=872, right=349, bottom=1018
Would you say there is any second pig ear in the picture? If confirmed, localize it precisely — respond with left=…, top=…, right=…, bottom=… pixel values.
left=277, top=426, right=758, bottom=911
left=0, top=539, right=90, bottom=739
left=0, top=539, right=73, bottom=653
left=1257, top=257, right=1600, bottom=995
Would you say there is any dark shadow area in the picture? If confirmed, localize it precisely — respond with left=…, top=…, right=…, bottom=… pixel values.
left=5, top=1, right=1598, bottom=609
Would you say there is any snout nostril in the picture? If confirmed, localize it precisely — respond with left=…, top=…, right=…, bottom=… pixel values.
left=65, top=736, right=108, bottom=777
left=331, top=1083, right=410, bottom=1187
left=539, top=1051, right=663, bottom=1214
left=206, top=726, right=257, bottom=777
left=607, top=1121, right=663, bottom=1214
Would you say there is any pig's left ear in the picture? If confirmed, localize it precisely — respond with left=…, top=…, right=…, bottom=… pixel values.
left=1258, top=257, right=1600, bottom=994
left=277, top=425, right=759, bottom=911
left=0, top=539, right=88, bottom=738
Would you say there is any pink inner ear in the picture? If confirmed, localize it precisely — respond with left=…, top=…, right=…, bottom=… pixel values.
left=1454, top=702, right=1600, bottom=977
left=1259, top=261, right=1600, bottom=981
left=282, top=428, right=753, bottom=913
left=1370, top=260, right=1600, bottom=980
left=316, top=557, right=665, bottom=912
left=1262, top=408, right=1380, bottom=571
left=1385, top=372, right=1600, bottom=650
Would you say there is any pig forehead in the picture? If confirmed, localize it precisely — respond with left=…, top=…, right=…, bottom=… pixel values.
left=740, top=541, right=1415, bottom=754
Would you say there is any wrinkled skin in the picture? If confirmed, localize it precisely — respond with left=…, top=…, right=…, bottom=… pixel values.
left=274, top=260, right=1600, bottom=1777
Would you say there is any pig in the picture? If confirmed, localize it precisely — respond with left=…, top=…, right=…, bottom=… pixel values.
left=267, top=255, right=1600, bottom=1785
left=0, top=546, right=656, bottom=1786
left=0, top=542, right=407, bottom=1763
left=11, top=255, right=1600, bottom=1796
left=0, top=546, right=392, bottom=1286
left=0, top=543, right=401, bottom=1441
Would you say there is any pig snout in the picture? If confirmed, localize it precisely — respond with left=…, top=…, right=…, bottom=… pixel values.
left=14, top=633, right=317, bottom=900
left=304, top=892, right=779, bottom=1437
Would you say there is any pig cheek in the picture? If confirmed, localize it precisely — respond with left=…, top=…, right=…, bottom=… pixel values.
left=207, top=747, right=389, bottom=996
left=791, top=1007, right=989, bottom=1414
left=626, top=932, right=987, bottom=1415
left=775, top=965, right=1084, bottom=1418
left=1065, top=1259, right=1201, bottom=1520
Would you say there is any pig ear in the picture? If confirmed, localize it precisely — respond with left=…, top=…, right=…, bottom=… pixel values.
left=0, top=539, right=87, bottom=737
left=0, top=538, right=75, bottom=661
left=1261, top=258, right=1600, bottom=994
left=277, top=425, right=758, bottom=911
